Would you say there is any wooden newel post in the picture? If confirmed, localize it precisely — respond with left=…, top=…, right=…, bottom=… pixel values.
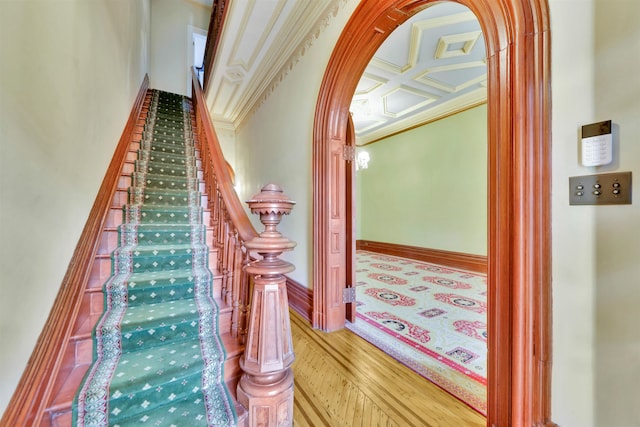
left=237, top=184, right=296, bottom=426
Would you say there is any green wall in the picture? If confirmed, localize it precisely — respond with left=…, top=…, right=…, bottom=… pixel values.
left=357, top=105, right=487, bottom=256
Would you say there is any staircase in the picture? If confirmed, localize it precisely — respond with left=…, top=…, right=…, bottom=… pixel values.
left=3, top=72, right=295, bottom=426
left=41, top=89, right=245, bottom=426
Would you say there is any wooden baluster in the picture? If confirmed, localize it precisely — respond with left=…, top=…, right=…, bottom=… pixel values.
left=220, top=211, right=230, bottom=302
left=238, top=247, right=251, bottom=345
left=216, top=196, right=225, bottom=273
left=202, top=149, right=213, bottom=213
left=223, top=217, right=235, bottom=306
left=201, top=143, right=211, bottom=202
left=211, top=181, right=219, bottom=223
left=210, top=180, right=218, bottom=230
left=237, top=184, right=296, bottom=427
left=230, top=235, right=243, bottom=338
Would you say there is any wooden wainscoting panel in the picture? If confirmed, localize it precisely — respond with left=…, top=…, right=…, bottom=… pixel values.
left=286, top=276, right=313, bottom=323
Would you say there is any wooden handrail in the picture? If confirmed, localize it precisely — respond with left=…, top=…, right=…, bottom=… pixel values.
left=1, top=74, right=149, bottom=426
left=191, top=67, right=258, bottom=244
left=202, top=0, right=230, bottom=91
left=190, top=67, right=259, bottom=342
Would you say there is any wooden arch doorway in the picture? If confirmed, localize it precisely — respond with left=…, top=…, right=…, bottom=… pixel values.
left=312, top=0, right=554, bottom=425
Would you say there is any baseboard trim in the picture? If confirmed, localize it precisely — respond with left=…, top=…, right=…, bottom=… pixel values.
left=356, top=240, right=487, bottom=274
left=286, top=276, right=313, bottom=323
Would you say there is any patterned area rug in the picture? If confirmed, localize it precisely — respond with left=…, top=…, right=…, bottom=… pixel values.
left=346, top=250, right=487, bottom=415
left=73, top=90, right=237, bottom=426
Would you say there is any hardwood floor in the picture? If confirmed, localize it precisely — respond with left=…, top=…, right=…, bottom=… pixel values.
left=290, top=310, right=485, bottom=427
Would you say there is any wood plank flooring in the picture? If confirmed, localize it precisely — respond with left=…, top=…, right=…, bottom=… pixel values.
left=290, top=310, right=486, bottom=426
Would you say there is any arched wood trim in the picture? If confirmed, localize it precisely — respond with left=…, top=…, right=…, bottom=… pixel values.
left=312, top=1, right=554, bottom=425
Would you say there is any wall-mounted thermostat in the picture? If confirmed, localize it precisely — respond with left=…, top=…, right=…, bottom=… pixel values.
left=581, top=120, right=612, bottom=166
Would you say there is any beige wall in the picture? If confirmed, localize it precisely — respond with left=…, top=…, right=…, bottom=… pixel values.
left=551, top=1, right=640, bottom=426
left=0, top=0, right=150, bottom=416
left=550, top=1, right=596, bottom=424
left=149, top=0, right=210, bottom=96
left=357, top=105, right=487, bottom=255
left=234, top=0, right=361, bottom=287
left=592, top=1, right=640, bottom=425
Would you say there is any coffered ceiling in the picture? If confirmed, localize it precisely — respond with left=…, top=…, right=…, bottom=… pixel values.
left=204, top=0, right=339, bottom=129
left=205, top=1, right=486, bottom=142
left=351, top=2, right=486, bottom=144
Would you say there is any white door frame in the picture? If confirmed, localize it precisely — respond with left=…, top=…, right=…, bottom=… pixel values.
left=187, top=25, right=207, bottom=97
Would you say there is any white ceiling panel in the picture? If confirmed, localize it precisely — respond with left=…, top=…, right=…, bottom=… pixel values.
left=351, top=3, right=486, bottom=144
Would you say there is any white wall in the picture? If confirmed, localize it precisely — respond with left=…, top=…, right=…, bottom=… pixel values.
left=4, top=0, right=628, bottom=423
left=0, top=0, right=150, bottom=416
left=551, top=1, right=640, bottom=426
left=234, top=0, right=360, bottom=287
left=549, top=1, right=597, bottom=425
left=149, top=0, right=210, bottom=96
left=592, top=1, right=640, bottom=425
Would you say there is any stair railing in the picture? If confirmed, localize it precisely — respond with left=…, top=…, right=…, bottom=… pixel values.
left=190, top=68, right=296, bottom=425
left=190, top=67, right=258, bottom=343
left=201, top=0, right=229, bottom=91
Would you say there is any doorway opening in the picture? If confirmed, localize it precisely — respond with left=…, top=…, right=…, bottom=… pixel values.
left=346, top=2, right=488, bottom=414
left=187, top=25, right=207, bottom=97
left=312, top=0, right=553, bottom=425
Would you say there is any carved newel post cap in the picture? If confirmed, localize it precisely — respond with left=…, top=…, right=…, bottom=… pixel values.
left=245, top=184, right=296, bottom=275
left=246, top=183, right=296, bottom=218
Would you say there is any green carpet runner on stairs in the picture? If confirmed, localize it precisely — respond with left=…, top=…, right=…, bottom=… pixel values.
left=73, top=90, right=237, bottom=426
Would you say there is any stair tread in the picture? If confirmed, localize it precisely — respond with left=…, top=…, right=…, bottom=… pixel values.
left=126, top=223, right=203, bottom=230
left=126, top=268, right=219, bottom=282
left=108, top=391, right=237, bottom=426
left=139, top=151, right=194, bottom=163
left=139, top=172, right=197, bottom=179
left=46, top=333, right=243, bottom=412
left=132, top=186, right=201, bottom=196
left=73, top=291, right=230, bottom=339
left=125, top=204, right=201, bottom=212
left=120, top=242, right=206, bottom=252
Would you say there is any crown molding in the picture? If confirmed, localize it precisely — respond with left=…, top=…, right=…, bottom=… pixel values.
left=356, top=87, right=487, bottom=145
left=235, top=0, right=351, bottom=131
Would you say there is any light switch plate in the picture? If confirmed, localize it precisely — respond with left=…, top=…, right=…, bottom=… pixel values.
left=569, top=172, right=632, bottom=205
